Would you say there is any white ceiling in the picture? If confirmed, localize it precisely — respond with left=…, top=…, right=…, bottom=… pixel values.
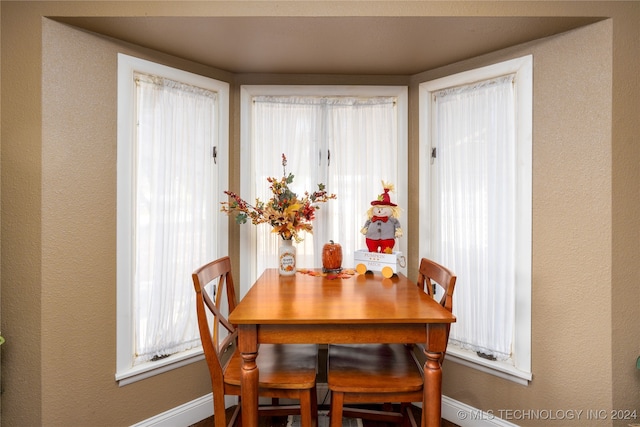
left=55, top=16, right=602, bottom=75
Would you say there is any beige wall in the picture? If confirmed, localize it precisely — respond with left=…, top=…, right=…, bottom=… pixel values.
left=413, top=20, right=616, bottom=424
left=1, top=1, right=638, bottom=427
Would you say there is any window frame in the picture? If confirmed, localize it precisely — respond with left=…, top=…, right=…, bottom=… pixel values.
left=115, top=54, right=229, bottom=386
left=239, top=85, right=408, bottom=296
left=419, top=55, right=533, bottom=384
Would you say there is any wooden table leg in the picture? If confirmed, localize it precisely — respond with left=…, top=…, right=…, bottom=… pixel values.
left=422, top=323, right=447, bottom=427
left=238, top=325, right=259, bottom=427
left=423, top=350, right=443, bottom=427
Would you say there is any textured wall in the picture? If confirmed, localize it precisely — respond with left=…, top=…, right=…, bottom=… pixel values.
left=1, top=3, right=44, bottom=425
left=417, top=20, right=616, bottom=426
left=1, top=1, right=638, bottom=426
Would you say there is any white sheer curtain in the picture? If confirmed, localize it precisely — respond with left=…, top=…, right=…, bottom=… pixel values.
left=251, top=96, right=398, bottom=274
left=133, top=73, right=217, bottom=363
left=433, top=75, right=516, bottom=361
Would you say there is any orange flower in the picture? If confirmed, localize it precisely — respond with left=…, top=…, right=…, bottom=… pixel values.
left=221, top=154, right=336, bottom=242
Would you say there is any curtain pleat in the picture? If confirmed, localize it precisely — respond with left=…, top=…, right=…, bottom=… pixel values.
left=435, top=75, right=516, bottom=361
left=134, top=73, right=217, bottom=363
left=251, top=96, right=398, bottom=274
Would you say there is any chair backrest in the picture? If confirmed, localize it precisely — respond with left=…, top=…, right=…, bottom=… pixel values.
left=416, top=257, right=456, bottom=313
left=192, top=256, right=239, bottom=392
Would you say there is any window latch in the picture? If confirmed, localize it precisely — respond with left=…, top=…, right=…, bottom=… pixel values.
left=213, top=146, right=217, bottom=164
left=319, top=149, right=332, bottom=166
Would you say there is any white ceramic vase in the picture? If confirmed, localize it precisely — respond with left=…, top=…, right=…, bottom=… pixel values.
left=278, top=238, right=296, bottom=275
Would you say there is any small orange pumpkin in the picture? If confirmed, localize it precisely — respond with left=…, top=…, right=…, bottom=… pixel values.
left=322, top=240, right=343, bottom=272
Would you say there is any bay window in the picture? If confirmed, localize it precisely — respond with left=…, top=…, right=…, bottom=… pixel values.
left=239, top=85, right=408, bottom=295
left=419, top=56, right=532, bottom=383
left=116, top=54, right=229, bottom=385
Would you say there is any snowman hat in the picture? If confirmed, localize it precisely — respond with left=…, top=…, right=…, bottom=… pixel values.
left=371, top=183, right=397, bottom=207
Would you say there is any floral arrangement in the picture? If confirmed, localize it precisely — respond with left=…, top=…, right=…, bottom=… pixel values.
left=221, top=154, right=336, bottom=242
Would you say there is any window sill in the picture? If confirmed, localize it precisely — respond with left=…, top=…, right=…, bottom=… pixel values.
left=446, top=346, right=532, bottom=386
left=116, top=348, right=205, bottom=386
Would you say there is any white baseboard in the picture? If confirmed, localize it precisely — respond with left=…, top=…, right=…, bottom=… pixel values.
left=130, top=393, right=214, bottom=427
left=442, top=396, right=519, bottom=427
left=133, top=391, right=518, bottom=427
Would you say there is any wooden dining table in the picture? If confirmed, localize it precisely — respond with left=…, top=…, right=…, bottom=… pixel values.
left=227, top=268, right=456, bottom=427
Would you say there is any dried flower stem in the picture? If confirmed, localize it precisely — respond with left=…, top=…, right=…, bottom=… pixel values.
left=221, top=154, right=336, bottom=242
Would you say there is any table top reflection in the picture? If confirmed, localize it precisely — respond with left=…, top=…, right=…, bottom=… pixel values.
left=229, top=268, right=455, bottom=326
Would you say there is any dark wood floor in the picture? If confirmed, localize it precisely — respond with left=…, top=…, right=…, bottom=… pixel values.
left=189, top=405, right=460, bottom=427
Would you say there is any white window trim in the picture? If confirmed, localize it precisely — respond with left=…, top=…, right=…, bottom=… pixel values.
left=116, top=54, right=229, bottom=385
left=419, top=55, right=533, bottom=384
left=239, top=85, right=408, bottom=297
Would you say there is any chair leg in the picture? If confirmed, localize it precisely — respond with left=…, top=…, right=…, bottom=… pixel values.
left=299, top=390, right=313, bottom=427
left=329, top=391, right=344, bottom=427
left=311, top=387, right=319, bottom=427
left=213, top=394, right=228, bottom=427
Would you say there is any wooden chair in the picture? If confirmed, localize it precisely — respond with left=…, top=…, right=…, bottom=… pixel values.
left=327, top=257, right=456, bottom=427
left=192, top=256, right=319, bottom=427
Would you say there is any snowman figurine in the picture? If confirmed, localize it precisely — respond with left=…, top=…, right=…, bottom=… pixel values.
left=361, top=182, right=403, bottom=254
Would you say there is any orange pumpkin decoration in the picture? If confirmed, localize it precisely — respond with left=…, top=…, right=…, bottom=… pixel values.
left=322, top=240, right=343, bottom=273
